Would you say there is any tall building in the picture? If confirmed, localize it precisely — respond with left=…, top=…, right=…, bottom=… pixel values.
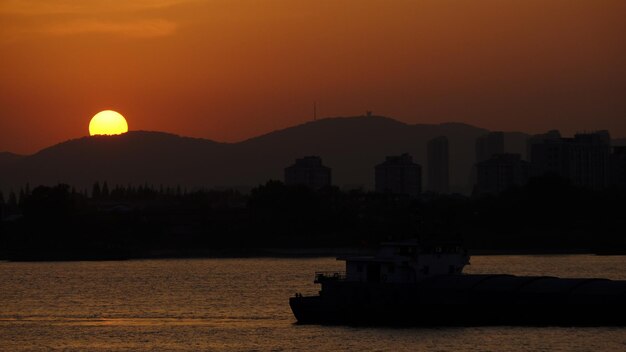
left=375, top=153, right=422, bottom=196
left=526, top=130, right=561, bottom=162
left=284, top=156, right=331, bottom=189
left=427, top=136, right=449, bottom=194
left=611, top=146, right=626, bottom=189
left=475, top=132, right=505, bottom=163
left=474, top=153, right=530, bottom=195
left=530, top=131, right=611, bottom=190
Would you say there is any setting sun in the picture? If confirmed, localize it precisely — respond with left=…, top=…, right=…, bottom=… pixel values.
left=89, top=110, right=129, bottom=136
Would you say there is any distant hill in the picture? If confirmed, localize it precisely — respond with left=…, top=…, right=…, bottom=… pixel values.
left=0, top=116, right=529, bottom=194
left=0, top=152, right=23, bottom=164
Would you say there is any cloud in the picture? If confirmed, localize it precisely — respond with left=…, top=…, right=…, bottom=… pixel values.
left=0, top=0, right=192, bottom=41
left=43, top=19, right=177, bottom=38
left=0, top=0, right=193, bottom=16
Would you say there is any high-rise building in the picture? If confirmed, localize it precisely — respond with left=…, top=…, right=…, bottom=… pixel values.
left=474, top=153, right=530, bottom=195
left=284, top=156, right=331, bottom=189
left=611, top=146, right=626, bottom=189
left=375, top=153, right=422, bottom=196
left=526, top=130, right=561, bottom=162
left=475, top=132, right=505, bottom=163
left=530, top=131, right=611, bottom=190
left=427, top=136, right=449, bottom=194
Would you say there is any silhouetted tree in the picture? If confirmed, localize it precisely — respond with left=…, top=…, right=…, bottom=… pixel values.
left=18, top=188, right=25, bottom=207
left=102, top=181, right=110, bottom=198
left=92, top=181, right=101, bottom=199
left=110, top=185, right=123, bottom=199
left=7, top=191, right=17, bottom=208
left=127, top=184, right=135, bottom=197
left=23, top=184, right=74, bottom=220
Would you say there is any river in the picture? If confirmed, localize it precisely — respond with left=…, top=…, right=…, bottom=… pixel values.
left=1, top=255, right=625, bottom=351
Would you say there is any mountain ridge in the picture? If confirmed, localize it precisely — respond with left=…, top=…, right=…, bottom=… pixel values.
left=1, top=116, right=530, bottom=194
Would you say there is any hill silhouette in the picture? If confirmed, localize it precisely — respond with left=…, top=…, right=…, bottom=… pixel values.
left=0, top=116, right=529, bottom=194
left=0, top=152, right=23, bottom=164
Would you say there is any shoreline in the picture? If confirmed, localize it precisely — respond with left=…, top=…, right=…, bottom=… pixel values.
left=2, top=247, right=624, bottom=262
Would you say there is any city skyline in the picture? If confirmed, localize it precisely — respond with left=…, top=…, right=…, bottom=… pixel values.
left=1, top=115, right=624, bottom=196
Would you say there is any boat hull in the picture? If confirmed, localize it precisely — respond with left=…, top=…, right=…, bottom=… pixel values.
left=289, top=296, right=626, bottom=326
left=290, top=275, right=626, bottom=326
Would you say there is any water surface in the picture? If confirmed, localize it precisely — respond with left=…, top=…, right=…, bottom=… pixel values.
left=1, top=255, right=625, bottom=351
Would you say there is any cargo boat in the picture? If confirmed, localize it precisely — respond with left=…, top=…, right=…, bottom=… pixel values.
left=289, top=240, right=626, bottom=326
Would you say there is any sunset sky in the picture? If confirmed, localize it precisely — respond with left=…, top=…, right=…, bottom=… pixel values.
left=1, top=0, right=625, bottom=154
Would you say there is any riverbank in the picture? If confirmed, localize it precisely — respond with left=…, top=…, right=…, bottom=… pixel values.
left=3, top=246, right=625, bottom=262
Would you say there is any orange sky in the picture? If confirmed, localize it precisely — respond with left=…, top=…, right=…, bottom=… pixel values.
left=1, top=0, right=625, bottom=154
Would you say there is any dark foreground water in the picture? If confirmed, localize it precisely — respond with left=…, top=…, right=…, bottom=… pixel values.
left=1, top=255, right=625, bottom=351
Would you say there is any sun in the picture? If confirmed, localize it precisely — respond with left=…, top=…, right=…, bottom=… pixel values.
left=89, top=110, right=129, bottom=136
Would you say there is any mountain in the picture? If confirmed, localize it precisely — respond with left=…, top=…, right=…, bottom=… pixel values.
left=0, top=116, right=529, bottom=194
left=0, top=132, right=227, bottom=193
left=0, top=152, right=23, bottom=164
left=235, top=117, right=493, bottom=192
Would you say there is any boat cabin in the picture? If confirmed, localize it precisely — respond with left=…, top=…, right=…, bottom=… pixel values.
left=319, top=240, right=469, bottom=284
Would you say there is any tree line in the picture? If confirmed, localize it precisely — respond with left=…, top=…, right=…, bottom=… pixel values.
left=1, top=176, right=625, bottom=260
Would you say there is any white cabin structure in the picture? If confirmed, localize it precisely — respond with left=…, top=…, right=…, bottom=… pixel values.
left=317, top=240, right=469, bottom=284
